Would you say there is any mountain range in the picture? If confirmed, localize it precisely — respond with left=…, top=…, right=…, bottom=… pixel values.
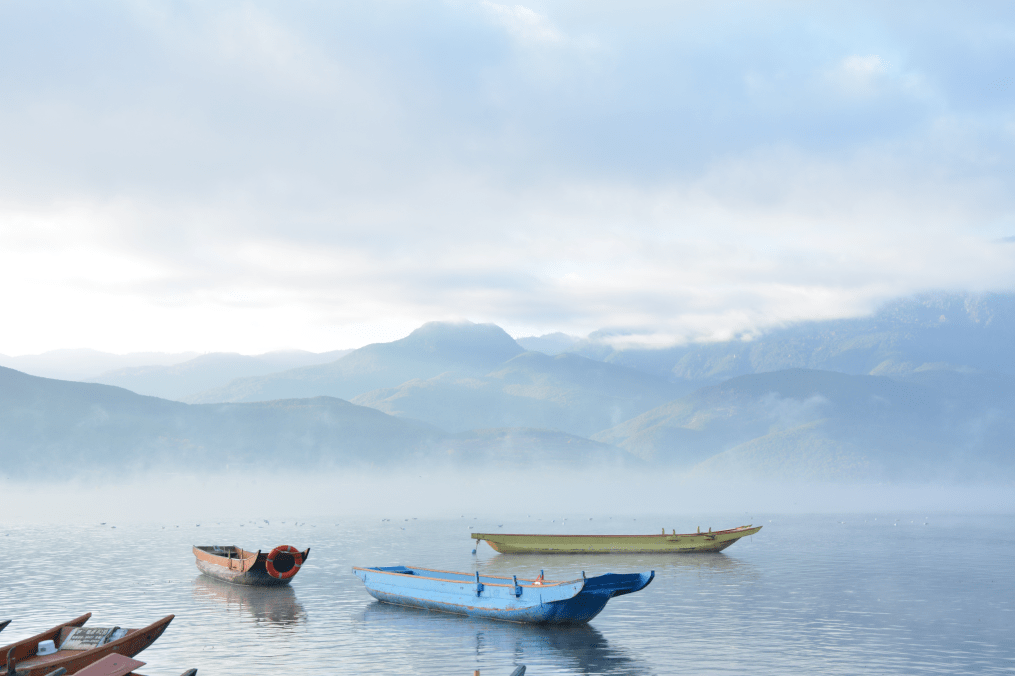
left=86, top=349, right=352, bottom=400
left=1, top=292, right=1012, bottom=481
left=571, top=293, right=1015, bottom=383
left=0, top=349, right=200, bottom=382
left=0, top=365, right=633, bottom=477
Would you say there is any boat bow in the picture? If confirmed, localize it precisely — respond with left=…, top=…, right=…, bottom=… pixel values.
left=580, top=571, right=654, bottom=597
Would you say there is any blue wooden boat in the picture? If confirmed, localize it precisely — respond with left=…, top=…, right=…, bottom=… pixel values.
left=352, top=565, right=654, bottom=624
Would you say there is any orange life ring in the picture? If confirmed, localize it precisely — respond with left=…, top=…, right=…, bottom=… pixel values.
left=266, top=545, right=302, bottom=580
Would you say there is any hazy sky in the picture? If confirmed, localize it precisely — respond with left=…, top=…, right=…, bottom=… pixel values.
left=1, top=1, right=1013, bottom=355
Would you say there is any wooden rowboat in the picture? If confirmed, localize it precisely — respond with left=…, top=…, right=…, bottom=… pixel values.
left=0, top=614, right=90, bottom=676
left=472, top=525, right=762, bottom=554
left=1, top=615, right=173, bottom=676
left=193, top=545, right=310, bottom=586
left=353, top=565, right=654, bottom=624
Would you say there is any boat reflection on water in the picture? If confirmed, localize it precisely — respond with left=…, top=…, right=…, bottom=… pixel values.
left=192, top=576, right=307, bottom=626
left=359, top=601, right=646, bottom=675
left=480, top=550, right=758, bottom=585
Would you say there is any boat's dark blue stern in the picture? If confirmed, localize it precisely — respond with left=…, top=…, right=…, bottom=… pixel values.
left=581, top=571, right=655, bottom=597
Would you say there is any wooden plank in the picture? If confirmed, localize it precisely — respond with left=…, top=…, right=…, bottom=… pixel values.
left=73, top=654, right=145, bottom=676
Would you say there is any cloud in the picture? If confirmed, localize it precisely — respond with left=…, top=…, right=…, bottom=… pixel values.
left=0, top=1, right=1013, bottom=353
left=827, top=54, right=892, bottom=94
left=480, top=2, right=565, bottom=44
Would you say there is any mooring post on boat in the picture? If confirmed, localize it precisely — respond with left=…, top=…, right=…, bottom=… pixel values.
left=475, top=571, right=485, bottom=596
left=513, top=575, right=522, bottom=597
left=7, top=647, right=17, bottom=676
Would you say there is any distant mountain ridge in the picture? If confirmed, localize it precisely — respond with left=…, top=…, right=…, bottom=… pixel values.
left=0, top=349, right=200, bottom=381
left=0, top=365, right=443, bottom=476
left=593, top=368, right=1015, bottom=481
left=186, top=322, right=689, bottom=436
left=352, top=351, right=691, bottom=436
left=1, top=365, right=635, bottom=476
left=185, top=321, right=527, bottom=404
left=87, top=349, right=352, bottom=400
left=515, top=332, right=580, bottom=355
left=2, top=361, right=1011, bottom=481
left=570, top=293, right=1015, bottom=384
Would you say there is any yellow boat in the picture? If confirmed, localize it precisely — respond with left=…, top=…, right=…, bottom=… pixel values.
left=472, top=525, right=761, bottom=554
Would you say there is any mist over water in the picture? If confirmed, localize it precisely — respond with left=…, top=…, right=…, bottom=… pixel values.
left=2, top=470, right=1012, bottom=525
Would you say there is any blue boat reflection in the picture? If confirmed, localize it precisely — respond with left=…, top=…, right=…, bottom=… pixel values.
left=359, top=600, right=648, bottom=675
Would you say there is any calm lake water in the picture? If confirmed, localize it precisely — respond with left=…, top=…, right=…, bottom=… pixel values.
left=1, top=512, right=1012, bottom=675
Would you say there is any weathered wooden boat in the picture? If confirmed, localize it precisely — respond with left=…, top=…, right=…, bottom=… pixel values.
left=193, top=545, right=310, bottom=586
left=63, top=652, right=196, bottom=676
left=353, top=565, right=654, bottom=624
left=472, top=524, right=761, bottom=554
left=0, top=614, right=173, bottom=676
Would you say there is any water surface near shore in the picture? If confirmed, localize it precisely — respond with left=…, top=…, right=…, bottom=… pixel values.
left=2, top=513, right=1011, bottom=675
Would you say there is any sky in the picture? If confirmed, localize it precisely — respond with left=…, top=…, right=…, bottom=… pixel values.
left=1, top=0, right=1013, bottom=355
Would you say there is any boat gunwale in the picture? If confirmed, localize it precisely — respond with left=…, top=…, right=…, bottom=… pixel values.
left=352, top=566, right=581, bottom=589
left=192, top=545, right=260, bottom=566
left=0, top=613, right=92, bottom=659
left=472, top=525, right=760, bottom=539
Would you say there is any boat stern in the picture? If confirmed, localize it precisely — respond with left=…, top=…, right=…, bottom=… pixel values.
left=581, top=571, right=655, bottom=597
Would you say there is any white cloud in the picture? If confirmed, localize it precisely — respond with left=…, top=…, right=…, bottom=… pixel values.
left=480, top=2, right=565, bottom=43
left=0, top=0, right=1013, bottom=354
left=823, top=53, right=901, bottom=100
left=842, top=54, right=890, bottom=76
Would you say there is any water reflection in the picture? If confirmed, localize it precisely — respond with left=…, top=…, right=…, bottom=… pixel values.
left=359, top=601, right=648, bottom=675
left=481, top=551, right=759, bottom=583
left=192, top=576, right=307, bottom=626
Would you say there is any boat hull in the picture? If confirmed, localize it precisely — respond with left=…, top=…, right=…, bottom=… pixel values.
left=195, top=558, right=292, bottom=586
left=193, top=545, right=310, bottom=586
left=1, top=615, right=172, bottom=676
left=473, top=525, right=761, bottom=554
left=353, top=566, right=653, bottom=625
